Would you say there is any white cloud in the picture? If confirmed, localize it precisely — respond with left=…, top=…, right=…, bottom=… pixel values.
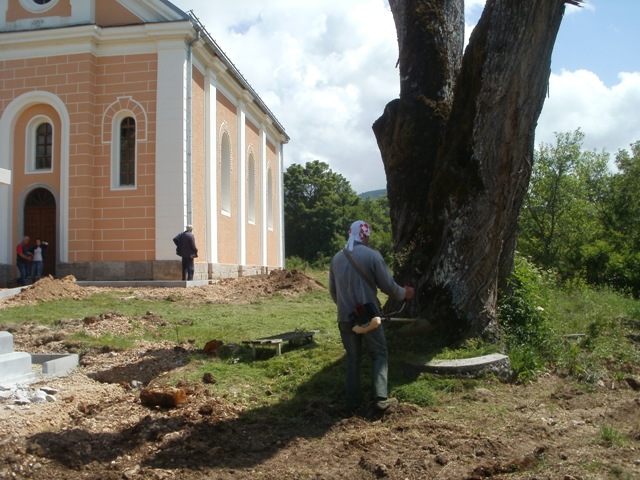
left=536, top=70, right=640, bottom=154
left=173, top=0, right=639, bottom=192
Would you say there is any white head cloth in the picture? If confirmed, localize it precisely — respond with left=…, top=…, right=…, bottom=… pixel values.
left=345, top=220, right=371, bottom=251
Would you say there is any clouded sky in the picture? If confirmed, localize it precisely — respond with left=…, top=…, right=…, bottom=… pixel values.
left=170, top=0, right=640, bottom=193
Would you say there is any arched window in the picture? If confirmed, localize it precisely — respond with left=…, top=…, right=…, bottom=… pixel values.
left=119, top=117, right=136, bottom=186
left=19, top=0, right=57, bottom=12
left=221, top=132, right=231, bottom=214
left=35, top=122, right=53, bottom=170
left=247, top=153, right=256, bottom=224
left=111, top=113, right=136, bottom=189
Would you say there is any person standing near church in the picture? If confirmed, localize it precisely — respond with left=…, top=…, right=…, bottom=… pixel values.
left=173, top=225, right=198, bottom=281
left=16, top=236, right=32, bottom=286
left=29, top=238, right=49, bottom=281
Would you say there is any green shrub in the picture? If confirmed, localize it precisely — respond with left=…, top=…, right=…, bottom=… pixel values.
left=498, top=254, right=555, bottom=381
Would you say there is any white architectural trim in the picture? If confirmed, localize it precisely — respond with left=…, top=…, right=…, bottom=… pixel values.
left=205, top=68, right=218, bottom=264
left=155, top=40, right=188, bottom=261
left=0, top=90, right=70, bottom=264
left=237, top=102, right=246, bottom=266
left=0, top=23, right=193, bottom=60
left=260, top=127, right=268, bottom=267
left=278, top=143, right=285, bottom=268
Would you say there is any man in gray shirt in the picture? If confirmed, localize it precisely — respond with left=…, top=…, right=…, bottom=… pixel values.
left=329, top=220, right=414, bottom=415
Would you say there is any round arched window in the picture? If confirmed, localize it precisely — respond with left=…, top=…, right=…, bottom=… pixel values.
left=19, top=0, right=57, bottom=13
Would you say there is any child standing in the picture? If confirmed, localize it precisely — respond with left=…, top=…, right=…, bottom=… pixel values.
left=29, top=238, right=48, bottom=281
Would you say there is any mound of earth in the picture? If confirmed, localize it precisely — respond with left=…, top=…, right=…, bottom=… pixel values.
left=1, top=269, right=324, bottom=309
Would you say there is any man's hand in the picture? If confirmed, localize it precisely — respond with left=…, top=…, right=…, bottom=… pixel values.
left=404, top=286, right=415, bottom=300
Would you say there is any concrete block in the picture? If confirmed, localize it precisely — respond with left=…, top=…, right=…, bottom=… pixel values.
left=415, top=353, right=512, bottom=379
left=31, top=353, right=79, bottom=376
left=125, top=261, right=153, bottom=280
left=152, top=260, right=181, bottom=280
left=96, top=262, right=126, bottom=280
left=0, top=331, right=14, bottom=355
left=0, top=263, right=13, bottom=288
left=0, top=352, right=35, bottom=385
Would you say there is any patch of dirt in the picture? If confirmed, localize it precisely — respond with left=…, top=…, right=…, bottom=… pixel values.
left=0, top=274, right=639, bottom=479
left=1, top=269, right=324, bottom=309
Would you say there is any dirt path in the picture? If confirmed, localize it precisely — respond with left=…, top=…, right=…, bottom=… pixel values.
left=0, top=275, right=639, bottom=479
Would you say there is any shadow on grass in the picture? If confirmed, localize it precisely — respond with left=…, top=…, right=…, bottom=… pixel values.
left=27, top=327, right=444, bottom=474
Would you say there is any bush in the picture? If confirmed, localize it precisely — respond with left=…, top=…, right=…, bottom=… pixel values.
left=498, top=254, right=554, bottom=381
left=285, top=256, right=310, bottom=271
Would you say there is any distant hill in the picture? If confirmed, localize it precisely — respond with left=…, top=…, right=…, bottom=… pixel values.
left=359, top=188, right=387, bottom=199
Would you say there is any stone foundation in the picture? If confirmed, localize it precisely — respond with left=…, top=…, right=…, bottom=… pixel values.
left=0, top=264, right=12, bottom=288
left=0, top=261, right=279, bottom=286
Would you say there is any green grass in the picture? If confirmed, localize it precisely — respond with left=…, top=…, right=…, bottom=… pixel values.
left=499, top=256, right=640, bottom=383
left=599, top=424, right=627, bottom=448
left=1, top=268, right=638, bottom=412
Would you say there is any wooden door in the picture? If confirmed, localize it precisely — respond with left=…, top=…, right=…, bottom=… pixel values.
left=24, top=188, right=56, bottom=277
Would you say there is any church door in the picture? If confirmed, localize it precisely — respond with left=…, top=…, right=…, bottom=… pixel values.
left=24, top=188, right=57, bottom=277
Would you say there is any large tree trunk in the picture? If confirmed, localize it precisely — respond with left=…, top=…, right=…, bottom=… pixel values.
left=373, top=0, right=568, bottom=341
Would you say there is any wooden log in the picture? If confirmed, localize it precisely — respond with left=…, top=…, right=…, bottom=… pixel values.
left=140, top=387, right=187, bottom=408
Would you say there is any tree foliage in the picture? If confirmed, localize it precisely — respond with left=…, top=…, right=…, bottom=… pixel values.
left=284, top=161, right=359, bottom=264
left=284, top=161, right=394, bottom=266
left=518, top=130, right=609, bottom=278
left=518, top=133, right=640, bottom=296
left=587, top=141, right=640, bottom=294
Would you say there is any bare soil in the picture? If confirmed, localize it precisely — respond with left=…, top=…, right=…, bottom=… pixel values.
left=0, top=274, right=639, bottom=480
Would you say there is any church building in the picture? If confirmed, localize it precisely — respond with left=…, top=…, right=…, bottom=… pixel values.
left=0, top=0, right=288, bottom=286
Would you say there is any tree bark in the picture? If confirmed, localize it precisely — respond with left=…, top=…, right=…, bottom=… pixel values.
left=374, top=0, right=567, bottom=341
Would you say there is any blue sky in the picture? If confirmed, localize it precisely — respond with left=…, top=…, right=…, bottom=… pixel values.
left=553, top=1, right=640, bottom=87
left=171, top=0, right=640, bottom=193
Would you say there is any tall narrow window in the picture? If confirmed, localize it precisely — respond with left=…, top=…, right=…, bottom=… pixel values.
left=267, top=168, right=274, bottom=229
left=119, top=117, right=136, bottom=186
left=221, top=132, right=231, bottom=214
left=247, top=154, right=256, bottom=223
left=35, top=122, right=52, bottom=170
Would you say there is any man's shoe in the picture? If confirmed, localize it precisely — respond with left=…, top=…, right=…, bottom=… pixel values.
left=374, top=397, right=398, bottom=411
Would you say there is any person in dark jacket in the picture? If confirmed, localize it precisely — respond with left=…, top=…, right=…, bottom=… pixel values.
left=16, top=236, right=32, bottom=286
left=173, top=225, right=198, bottom=281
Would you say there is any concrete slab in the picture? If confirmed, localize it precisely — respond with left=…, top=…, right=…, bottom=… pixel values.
left=0, top=372, right=36, bottom=387
left=31, top=353, right=79, bottom=376
left=0, top=286, right=27, bottom=299
left=76, top=280, right=209, bottom=288
left=0, top=331, right=14, bottom=355
left=413, top=353, right=512, bottom=379
left=0, top=351, right=36, bottom=385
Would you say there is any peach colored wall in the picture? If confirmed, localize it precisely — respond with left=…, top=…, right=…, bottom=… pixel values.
left=95, top=0, right=144, bottom=27
left=0, top=51, right=158, bottom=263
left=191, top=67, right=207, bottom=265
left=216, top=91, right=238, bottom=265
left=6, top=0, right=71, bottom=22
left=266, top=140, right=280, bottom=267
left=244, top=118, right=261, bottom=266
left=89, top=53, right=157, bottom=262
